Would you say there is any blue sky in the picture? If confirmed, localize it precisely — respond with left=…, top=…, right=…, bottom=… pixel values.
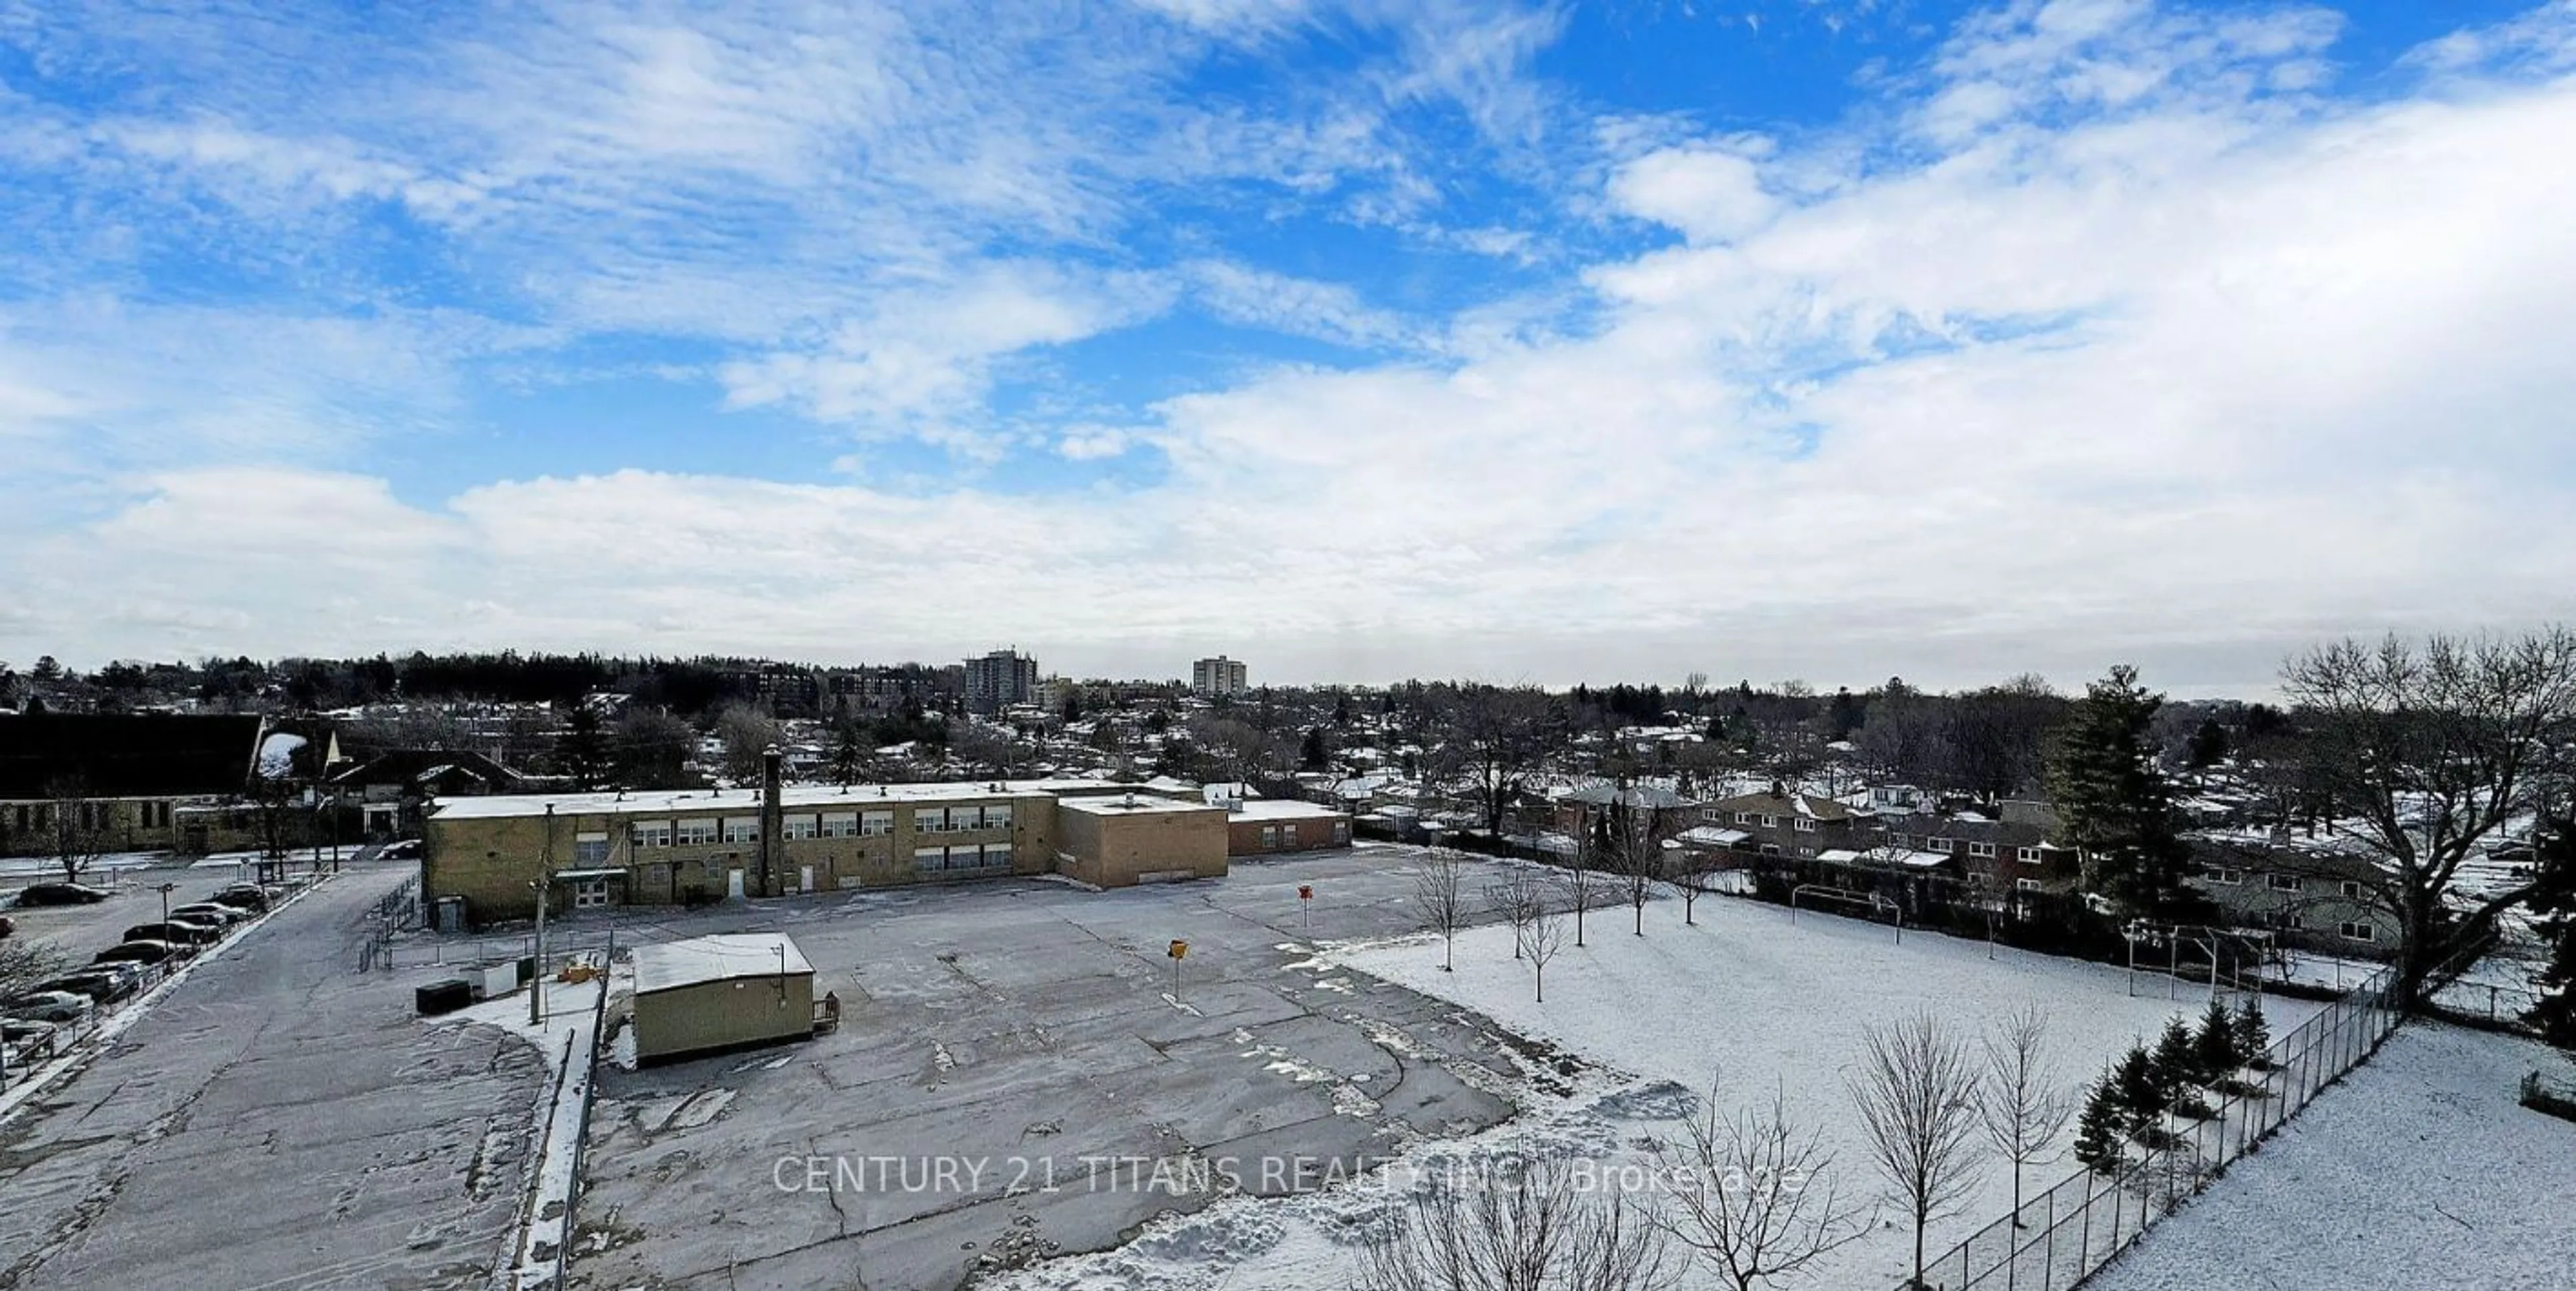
left=3, top=0, right=2573, bottom=692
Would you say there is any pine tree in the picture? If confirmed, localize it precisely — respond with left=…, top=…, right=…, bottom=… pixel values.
left=2112, top=1043, right=2162, bottom=1137
left=2526, top=813, right=2576, bottom=1050
left=2047, top=666, right=2202, bottom=919
left=2074, top=1076, right=2127, bottom=1174
left=560, top=706, right=612, bottom=791
left=2233, top=997, right=2274, bottom=1070
left=2192, top=999, right=2242, bottom=1082
left=2151, top=1017, right=2200, bottom=1115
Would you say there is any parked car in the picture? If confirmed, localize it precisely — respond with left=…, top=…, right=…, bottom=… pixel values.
left=11, top=882, right=113, bottom=907
left=125, top=920, right=220, bottom=948
left=34, top=966, right=140, bottom=1003
left=378, top=840, right=423, bottom=861
left=1, top=1017, right=58, bottom=1045
left=170, top=903, right=246, bottom=926
left=214, top=883, right=279, bottom=912
left=94, top=940, right=177, bottom=966
left=0, top=914, right=13, bottom=939
left=3, top=990, right=96, bottom=1023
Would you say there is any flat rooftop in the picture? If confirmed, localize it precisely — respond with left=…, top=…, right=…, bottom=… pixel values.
left=429, top=778, right=1141, bottom=822
left=633, top=933, right=813, bottom=994
left=1057, top=795, right=1228, bottom=818
left=1226, top=799, right=1350, bottom=822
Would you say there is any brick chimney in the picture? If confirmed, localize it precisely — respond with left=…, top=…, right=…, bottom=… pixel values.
left=759, top=744, right=784, bottom=897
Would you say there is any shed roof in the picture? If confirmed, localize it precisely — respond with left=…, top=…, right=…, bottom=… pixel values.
left=633, top=934, right=812, bottom=995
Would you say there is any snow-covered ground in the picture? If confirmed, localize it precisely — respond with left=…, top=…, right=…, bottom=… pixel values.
left=998, top=893, right=2329, bottom=1291
left=2088, top=1024, right=2576, bottom=1291
left=429, top=965, right=606, bottom=1291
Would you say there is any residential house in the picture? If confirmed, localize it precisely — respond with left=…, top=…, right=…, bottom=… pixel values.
left=2187, top=836, right=2401, bottom=958
left=1699, top=785, right=1871, bottom=860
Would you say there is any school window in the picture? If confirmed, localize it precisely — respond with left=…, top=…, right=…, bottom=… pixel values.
left=722, top=818, right=758, bottom=844
left=820, top=813, right=857, bottom=838
left=676, top=819, right=717, bottom=846
left=2267, top=874, right=2303, bottom=892
left=573, top=832, right=609, bottom=866
left=1969, top=842, right=1998, bottom=858
left=1793, top=817, right=1817, bottom=833
left=915, top=846, right=947, bottom=871
left=1260, top=826, right=1278, bottom=849
left=631, top=821, right=672, bottom=848
left=985, top=803, right=1013, bottom=830
left=981, top=843, right=1014, bottom=868
left=915, top=808, right=948, bottom=834
left=783, top=815, right=818, bottom=841
left=2339, top=921, right=2376, bottom=942
left=861, top=810, right=893, bottom=836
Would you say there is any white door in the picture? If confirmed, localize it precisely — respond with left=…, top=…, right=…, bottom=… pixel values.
left=727, top=868, right=746, bottom=899
left=800, top=864, right=815, bottom=893
left=573, top=878, right=610, bottom=909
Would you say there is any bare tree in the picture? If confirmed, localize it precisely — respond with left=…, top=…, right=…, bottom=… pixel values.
left=1651, top=1088, right=1872, bottom=1291
left=1564, top=834, right=1601, bottom=949
left=1668, top=843, right=1722, bottom=927
left=1594, top=791, right=1676, bottom=938
left=42, top=777, right=105, bottom=885
left=1485, top=868, right=1548, bottom=961
left=1436, top=685, right=1565, bottom=842
left=1975, top=1007, right=2074, bottom=1230
left=1412, top=852, right=1472, bottom=972
left=2279, top=628, right=2576, bottom=1005
left=1848, top=1013, right=1987, bottom=1290
left=1, top=938, right=70, bottom=1001
left=1525, top=897, right=1567, bottom=1003
left=1356, top=1156, right=1678, bottom=1291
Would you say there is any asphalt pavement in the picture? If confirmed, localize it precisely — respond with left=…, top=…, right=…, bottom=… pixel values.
left=0, top=859, right=548, bottom=1290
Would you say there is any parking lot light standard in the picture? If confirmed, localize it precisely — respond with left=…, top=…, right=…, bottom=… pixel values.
left=155, top=881, right=176, bottom=927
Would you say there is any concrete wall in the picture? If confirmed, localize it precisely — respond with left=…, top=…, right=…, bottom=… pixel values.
left=1055, top=804, right=1228, bottom=888
left=633, top=972, right=816, bottom=1063
left=426, top=791, right=1063, bottom=923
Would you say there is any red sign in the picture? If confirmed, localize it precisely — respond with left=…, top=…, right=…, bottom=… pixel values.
left=1298, top=885, right=1313, bottom=900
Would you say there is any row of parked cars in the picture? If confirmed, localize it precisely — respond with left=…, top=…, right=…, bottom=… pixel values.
left=2, top=881, right=284, bottom=1059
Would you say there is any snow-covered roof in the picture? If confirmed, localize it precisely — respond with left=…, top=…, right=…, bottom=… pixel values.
left=1228, top=799, right=1346, bottom=822
left=1678, top=826, right=1751, bottom=846
left=633, top=934, right=812, bottom=995
left=430, top=778, right=1094, bottom=821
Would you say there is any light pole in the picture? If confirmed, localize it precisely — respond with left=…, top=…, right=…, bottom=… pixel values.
left=154, top=881, right=176, bottom=926
left=531, top=804, right=555, bottom=1027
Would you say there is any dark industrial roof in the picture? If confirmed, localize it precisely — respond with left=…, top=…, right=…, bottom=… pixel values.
left=0, top=713, right=262, bottom=799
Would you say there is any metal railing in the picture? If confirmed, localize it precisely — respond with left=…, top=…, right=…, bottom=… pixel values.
left=1905, top=963, right=2402, bottom=1291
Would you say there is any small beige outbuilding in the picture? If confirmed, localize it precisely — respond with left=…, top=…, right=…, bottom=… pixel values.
left=631, top=933, right=814, bottom=1064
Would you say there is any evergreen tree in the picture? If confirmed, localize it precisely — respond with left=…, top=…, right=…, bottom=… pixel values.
left=1300, top=726, right=1331, bottom=772
left=827, top=720, right=867, bottom=784
left=2525, top=813, right=2576, bottom=1050
left=2048, top=666, right=2202, bottom=919
left=2112, top=1043, right=2162, bottom=1134
left=2233, top=998, right=2275, bottom=1070
left=2150, top=1017, right=2199, bottom=1107
left=560, top=706, right=612, bottom=791
left=2184, top=718, right=2231, bottom=769
left=2073, top=1076, right=2127, bottom=1174
left=2192, top=999, right=2243, bottom=1082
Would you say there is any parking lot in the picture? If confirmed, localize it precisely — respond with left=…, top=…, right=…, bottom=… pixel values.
left=555, top=846, right=1538, bottom=1291
left=2, top=864, right=248, bottom=967
left=0, top=861, right=548, bottom=1290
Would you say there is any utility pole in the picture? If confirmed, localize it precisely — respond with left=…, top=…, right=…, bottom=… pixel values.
left=532, top=804, right=553, bottom=1027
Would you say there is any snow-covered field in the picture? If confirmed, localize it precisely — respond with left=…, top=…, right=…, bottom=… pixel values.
left=999, top=891, right=2330, bottom=1291
left=2087, top=1023, right=2576, bottom=1291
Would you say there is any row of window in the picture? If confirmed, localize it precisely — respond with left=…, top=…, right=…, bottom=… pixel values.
left=2254, top=909, right=2379, bottom=941
left=916, top=844, right=1014, bottom=873
left=7, top=801, right=175, bottom=832
left=2207, top=868, right=2367, bottom=899
left=619, top=804, right=1016, bottom=850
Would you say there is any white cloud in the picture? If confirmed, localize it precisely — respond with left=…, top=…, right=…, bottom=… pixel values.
left=5, top=1, right=2576, bottom=692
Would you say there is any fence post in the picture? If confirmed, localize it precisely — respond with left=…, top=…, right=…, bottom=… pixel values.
left=2041, top=1182, right=2057, bottom=1291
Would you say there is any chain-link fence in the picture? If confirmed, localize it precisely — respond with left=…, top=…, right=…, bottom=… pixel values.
left=1905, top=964, right=2401, bottom=1291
